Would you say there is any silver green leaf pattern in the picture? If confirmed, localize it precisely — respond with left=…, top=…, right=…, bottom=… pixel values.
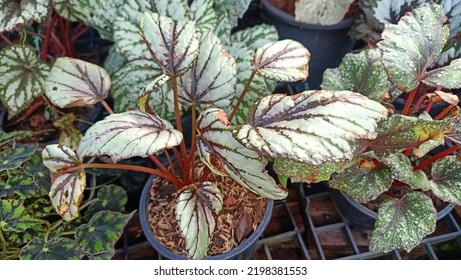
left=138, top=75, right=178, bottom=120
left=77, top=111, right=183, bottom=162
left=0, top=199, right=42, bottom=233
left=176, top=182, right=223, bottom=259
left=45, top=58, right=111, bottom=108
left=423, top=58, right=461, bottom=88
left=0, top=45, right=49, bottom=115
left=235, top=91, right=388, bottom=165
left=0, top=0, right=50, bottom=32
left=253, top=40, right=310, bottom=82
left=377, top=3, right=449, bottom=92
left=370, top=192, right=436, bottom=253
left=429, top=156, right=461, bottom=204
left=321, top=49, right=389, bottom=102
left=190, top=0, right=217, bottom=31
left=20, top=237, right=84, bottom=260
left=371, top=0, right=426, bottom=25
left=231, top=24, right=279, bottom=50
left=42, top=144, right=82, bottom=173
left=52, top=0, right=79, bottom=22
left=197, top=108, right=287, bottom=199
left=84, top=184, right=128, bottom=220
left=274, top=159, right=345, bottom=183
left=75, top=211, right=135, bottom=258
left=140, top=12, right=199, bottom=76
left=0, top=144, right=37, bottom=172
left=103, top=46, right=126, bottom=76
left=179, top=31, right=236, bottom=110
left=382, top=153, right=430, bottom=190
left=213, top=0, right=251, bottom=28
left=295, top=0, right=356, bottom=25
left=151, top=0, right=189, bottom=20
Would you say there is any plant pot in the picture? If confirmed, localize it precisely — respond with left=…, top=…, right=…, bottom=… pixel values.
left=260, top=0, right=356, bottom=90
left=330, top=187, right=455, bottom=231
left=139, top=174, right=273, bottom=260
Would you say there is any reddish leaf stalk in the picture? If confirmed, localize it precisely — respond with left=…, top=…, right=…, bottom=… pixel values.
left=188, top=103, right=198, bottom=181
left=424, top=101, right=433, bottom=113
left=413, top=144, right=459, bottom=171
left=100, top=100, right=114, bottom=114
left=229, top=69, right=257, bottom=122
left=41, top=14, right=59, bottom=62
left=402, top=87, right=418, bottom=116
left=434, top=103, right=456, bottom=120
left=71, top=24, right=90, bottom=44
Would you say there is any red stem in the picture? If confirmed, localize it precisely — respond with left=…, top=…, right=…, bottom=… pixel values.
left=71, top=24, right=90, bottom=43
left=229, top=70, right=257, bottom=122
left=172, top=76, right=189, bottom=183
left=100, top=100, right=113, bottom=114
left=188, top=104, right=198, bottom=180
left=413, top=144, right=459, bottom=171
left=424, top=101, right=433, bottom=113
left=62, top=18, right=74, bottom=57
left=402, top=87, right=418, bottom=116
left=41, top=14, right=59, bottom=62
left=434, top=103, right=456, bottom=120
left=148, top=154, right=182, bottom=186
left=413, top=94, right=428, bottom=110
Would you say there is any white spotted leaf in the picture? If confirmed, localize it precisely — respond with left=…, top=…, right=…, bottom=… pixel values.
left=382, top=153, right=430, bottom=190
left=423, top=58, right=461, bottom=89
left=429, top=156, right=461, bottom=205
left=0, top=0, right=50, bottom=32
left=295, top=0, right=356, bottom=25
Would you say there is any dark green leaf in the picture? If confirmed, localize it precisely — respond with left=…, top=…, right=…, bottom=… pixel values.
left=274, top=159, right=345, bottom=183
left=0, top=144, right=37, bottom=172
left=382, top=153, right=430, bottom=190
left=429, top=156, right=461, bottom=204
left=0, top=199, right=42, bottom=233
left=20, top=237, right=84, bottom=260
left=84, top=185, right=128, bottom=220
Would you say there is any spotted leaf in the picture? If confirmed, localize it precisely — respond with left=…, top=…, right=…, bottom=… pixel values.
left=176, top=182, right=223, bottom=259
left=274, top=159, right=346, bottom=184
left=197, top=108, right=287, bottom=199
left=295, top=0, right=356, bottom=25
left=428, top=156, right=461, bottom=205
left=84, top=185, right=128, bottom=220
left=77, top=111, right=183, bottom=162
left=75, top=211, right=135, bottom=258
left=0, top=144, right=37, bottom=172
left=235, top=91, right=387, bottom=165
left=423, top=58, right=461, bottom=89
left=370, top=192, right=436, bottom=253
left=253, top=40, right=310, bottom=82
left=0, top=0, right=50, bottom=32
left=0, top=45, right=49, bottom=116
left=0, top=199, right=42, bottom=233
left=20, top=237, right=84, bottom=260
left=45, top=58, right=111, bottom=108
left=382, top=153, right=430, bottom=190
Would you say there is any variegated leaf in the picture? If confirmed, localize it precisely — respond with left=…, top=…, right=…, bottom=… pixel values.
left=370, top=192, right=436, bottom=253
left=231, top=24, right=279, bottom=50
left=423, top=58, right=461, bottom=89
left=0, top=144, right=37, bottom=172
left=20, top=238, right=84, bottom=260
left=140, top=12, right=199, bottom=76
left=151, top=0, right=189, bottom=20
left=77, top=111, right=183, bottom=162
left=190, top=0, right=217, bottom=31
left=111, top=59, right=163, bottom=113
left=103, top=46, right=126, bottom=76
left=382, top=153, right=430, bottom=190
left=138, top=75, right=178, bottom=120
left=213, top=0, right=251, bottom=28
left=0, top=0, right=50, bottom=32
left=179, top=31, right=236, bottom=110
left=137, top=74, right=170, bottom=113
left=321, top=49, right=389, bottom=102
left=213, top=14, right=232, bottom=46
left=84, top=184, right=128, bottom=220
left=197, top=108, right=287, bottom=199
left=0, top=45, right=49, bottom=116
left=45, top=58, right=111, bottom=108
left=235, top=91, right=388, bottom=164
left=253, top=40, right=310, bottom=82
left=371, top=0, right=426, bottom=25
left=377, top=3, right=449, bottom=92
left=0, top=199, right=42, bottom=233
left=274, top=159, right=345, bottom=183
left=176, top=182, right=223, bottom=259
left=42, top=144, right=82, bottom=173
left=429, top=156, right=461, bottom=205
left=295, top=0, right=356, bottom=25
left=52, top=0, right=79, bottom=22
left=437, top=0, right=461, bottom=65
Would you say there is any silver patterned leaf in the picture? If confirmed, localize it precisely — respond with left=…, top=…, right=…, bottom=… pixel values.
left=235, top=91, right=388, bottom=165
left=437, top=0, right=461, bottom=65
left=371, top=0, right=426, bottom=25
left=253, top=40, right=310, bottom=82
left=42, top=144, right=82, bottom=173
left=370, top=192, right=436, bottom=253
left=213, top=0, right=251, bottom=28
left=77, top=111, right=183, bottom=162
left=139, top=76, right=178, bottom=121
left=179, top=31, right=236, bottom=110
left=176, top=182, right=223, bottom=259
left=429, top=156, right=461, bottom=205
left=274, top=159, right=346, bottom=184
left=52, top=0, right=79, bottom=22
left=294, top=0, right=356, bottom=25
left=0, top=0, right=50, bottom=32
left=103, top=46, right=127, bottom=76
left=0, top=45, right=49, bottom=116
left=45, top=58, right=111, bottom=108
left=377, top=3, right=449, bottom=92
left=197, top=108, right=288, bottom=199
left=231, top=24, right=279, bottom=50
left=140, top=11, right=199, bottom=76
left=213, top=13, right=232, bottom=46
left=423, top=58, right=461, bottom=89
left=190, top=0, right=217, bottom=31
left=381, top=153, right=430, bottom=190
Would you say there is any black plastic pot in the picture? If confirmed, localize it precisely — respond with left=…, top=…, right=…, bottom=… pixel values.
left=139, top=174, right=273, bottom=260
left=330, top=188, right=455, bottom=231
left=260, top=0, right=356, bottom=90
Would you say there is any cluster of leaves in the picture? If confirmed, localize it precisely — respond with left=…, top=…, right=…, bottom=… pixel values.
left=317, top=3, right=461, bottom=253
left=0, top=130, right=133, bottom=259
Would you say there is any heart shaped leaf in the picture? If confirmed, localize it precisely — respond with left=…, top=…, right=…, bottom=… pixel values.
left=20, top=237, right=84, bottom=260
left=0, top=45, right=49, bottom=115
left=84, top=184, right=128, bottom=220
left=0, top=0, right=50, bottom=32
left=370, top=192, right=436, bottom=253
left=179, top=31, right=236, bottom=110
left=295, top=0, right=356, bottom=25
left=235, top=91, right=388, bottom=164
left=45, top=58, right=111, bottom=108
left=378, top=3, right=449, bottom=92
left=423, top=58, right=461, bottom=89
left=77, top=111, right=183, bottom=162
left=76, top=211, right=135, bottom=258
left=197, top=108, right=287, bottom=199
left=176, top=182, right=223, bottom=259
left=253, top=39, right=310, bottom=82
left=0, top=144, right=37, bottom=172
left=429, top=156, right=461, bottom=205
left=382, top=153, right=430, bottom=190
left=140, top=11, right=199, bottom=76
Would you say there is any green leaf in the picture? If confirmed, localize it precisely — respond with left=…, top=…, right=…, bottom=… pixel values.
left=179, top=31, right=236, bottom=110
left=140, top=12, right=199, bottom=76
left=76, top=111, right=183, bottom=162
left=0, top=45, right=49, bottom=115
left=429, top=156, right=461, bottom=205
left=274, top=159, right=345, bottom=183
left=0, top=0, right=50, bottom=32
left=137, top=75, right=178, bottom=120
left=382, top=153, right=429, bottom=190
left=213, top=0, right=251, bottom=28
left=321, top=49, right=389, bottom=102
left=253, top=40, right=310, bottom=82
left=0, top=144, right=37, bottom=172
left=76, top=211, right=135, bottom=257
left=176, top=182, right=223, bottom=259
left=20, top=237, right=84, bottom=260
left=52, top=0, right=79, bottom=22
left=294, top=0, right=356, bottom=25
left=197, top=108, right=288, bottom=199
left=45, top=58, right=111, bottom=108
left=235, top=91, right=387, bottom=164
left=423, top=58, right=461, bottom=89
left=84, top=185, right=128, bottom=220
left=378, top=3, right=449, bottom=91
left=0, top=199, right=42, bottom=233
left=103, top=46, right=126, bottom=76
left=0, top=163, right=49, bottom=199
left=231, top=24, right=279, bottom=50
left=87, top=248, right=116, bottom=260
left=150, top=0, right=189, bottom=20
left=370, top=192, right=436, bottom=253
left=190, top=0, right=217, bottom=31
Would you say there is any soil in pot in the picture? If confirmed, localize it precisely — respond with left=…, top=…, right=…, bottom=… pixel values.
left=146, top=170, right=267, bottom=258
